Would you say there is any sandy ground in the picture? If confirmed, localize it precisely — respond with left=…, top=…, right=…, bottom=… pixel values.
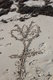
left=0, top=11, right=53, bottom=80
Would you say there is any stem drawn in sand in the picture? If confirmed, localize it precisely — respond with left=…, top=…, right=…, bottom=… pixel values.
left=11, top=21, right=41, bottom=80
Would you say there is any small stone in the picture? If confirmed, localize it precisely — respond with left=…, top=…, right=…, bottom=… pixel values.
left=19, top=17, right=25, bottom=21
left=49, top=76, right=53, bottom=80
left=0, top=37, right=4, bottom=40
left=1, top=19, right=8, bottom=23
left=10, top=4, right=17, bottom=12
left=6, top=69, right=8, bottom=71
left=38, top=74, right=42, bottom=77
left=0, top=52, right=2, bottom=54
